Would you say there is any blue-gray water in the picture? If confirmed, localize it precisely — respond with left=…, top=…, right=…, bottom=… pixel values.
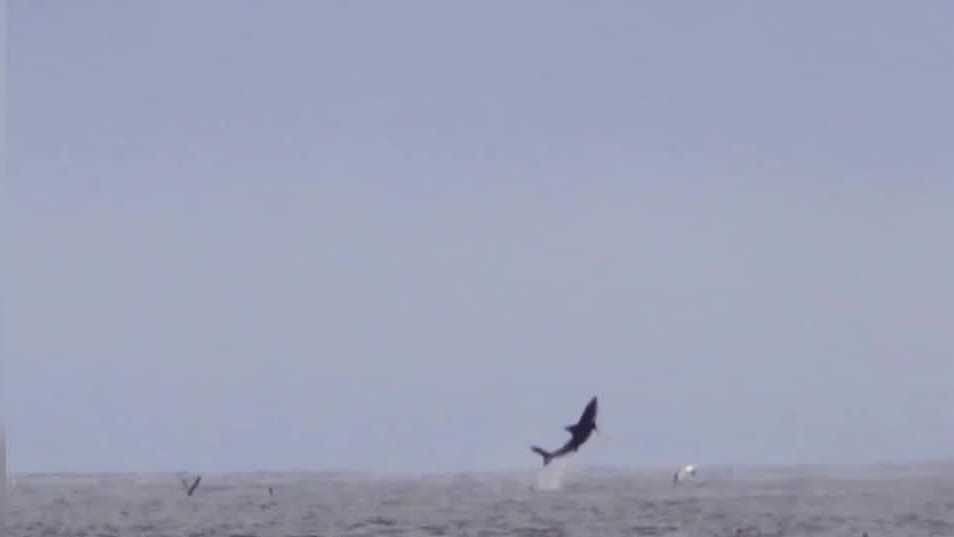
left=7, top=464, right=954, bottom=536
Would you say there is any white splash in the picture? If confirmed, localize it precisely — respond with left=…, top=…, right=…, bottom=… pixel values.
left=535, top=456, right=571, bottom=491
left=673, top=464, right=698, bottom=484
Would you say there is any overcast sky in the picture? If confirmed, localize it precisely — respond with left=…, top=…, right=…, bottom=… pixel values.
left=5, top=1, right=953, bottom=474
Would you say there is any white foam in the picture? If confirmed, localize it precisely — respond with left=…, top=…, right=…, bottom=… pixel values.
left=674, top=464, right=698, bottom=484
left=535, top=456, right=571, bottom=491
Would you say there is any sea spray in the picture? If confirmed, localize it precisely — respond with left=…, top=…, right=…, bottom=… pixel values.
left=535, top=456, right=571, bottom=491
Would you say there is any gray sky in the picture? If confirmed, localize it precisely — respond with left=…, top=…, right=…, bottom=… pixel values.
left=5, top=1, right=954, bottom=473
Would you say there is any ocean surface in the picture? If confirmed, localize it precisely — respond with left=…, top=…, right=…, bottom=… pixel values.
left=6, top=463, right=954, bottom=536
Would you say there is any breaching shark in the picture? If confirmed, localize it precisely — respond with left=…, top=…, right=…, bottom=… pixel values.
left=531, top=396, right=598, bottom=465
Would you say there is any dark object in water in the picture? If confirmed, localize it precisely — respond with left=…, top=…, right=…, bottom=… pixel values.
left=180, top=476, right=202, bottom=497
left=530, top=396, right=598, bottom=465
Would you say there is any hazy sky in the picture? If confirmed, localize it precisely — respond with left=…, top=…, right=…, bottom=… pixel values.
left=5, top=1, right=954, bottom=474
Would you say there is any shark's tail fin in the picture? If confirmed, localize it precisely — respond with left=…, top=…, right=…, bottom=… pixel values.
left=531, top=446, right=553, bottom=466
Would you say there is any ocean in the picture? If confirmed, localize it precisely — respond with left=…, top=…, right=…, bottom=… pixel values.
left=6, top=463, right=954, bottom=536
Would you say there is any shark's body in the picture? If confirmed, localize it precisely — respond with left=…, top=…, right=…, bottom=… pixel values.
left=531, top=396, right=598, bottom=465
